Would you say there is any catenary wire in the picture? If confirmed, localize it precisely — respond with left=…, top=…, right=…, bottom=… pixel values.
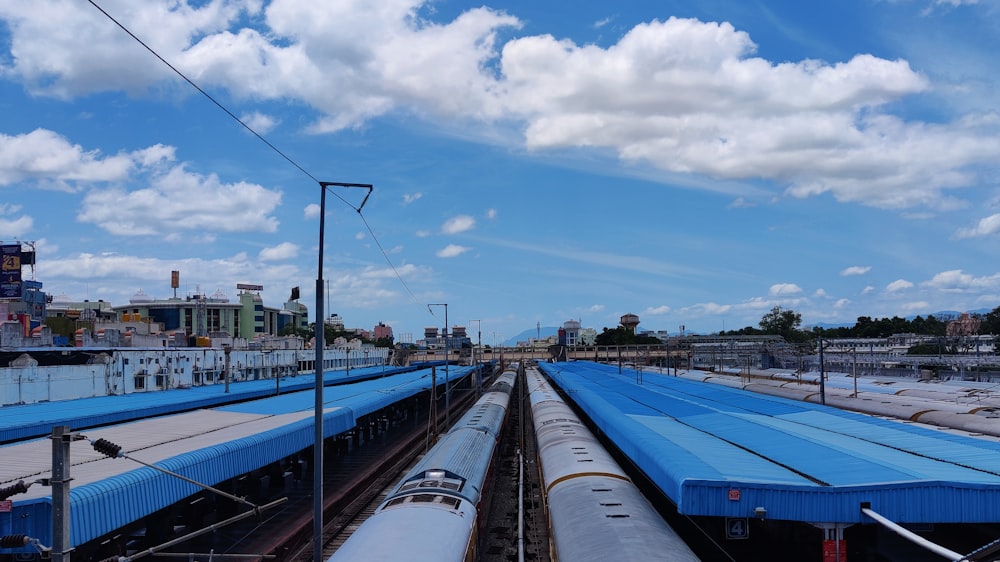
left=87, top=0, right=426, bottom=312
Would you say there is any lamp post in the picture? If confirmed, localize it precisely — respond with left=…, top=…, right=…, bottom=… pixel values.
left=470, top=319, right=481, bottom=394
left=313, top=181, right=371, bottom=562
left=429, top=303, right=449, bottom=427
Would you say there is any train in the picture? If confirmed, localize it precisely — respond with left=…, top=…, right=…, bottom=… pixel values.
left=328, top=366, right=517, bottom=561
left=525, top=366, right=701, bottom=562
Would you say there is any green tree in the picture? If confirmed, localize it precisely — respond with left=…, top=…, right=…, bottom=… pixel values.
left=373, top=336, right=394, bottom=348
left=982, top=306, right=1000, bottom=335
left=594, top=326, right=661, bottom=346
left=759, top=306, right=803, bottom=341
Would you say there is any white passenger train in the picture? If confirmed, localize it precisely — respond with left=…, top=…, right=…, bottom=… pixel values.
left=329, top=367, right=517, bottom=561
left=525, top=366, right=701, bottom=562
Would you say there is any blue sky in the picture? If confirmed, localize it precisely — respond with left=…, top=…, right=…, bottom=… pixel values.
left=2, top=0, right=1000, bottom=342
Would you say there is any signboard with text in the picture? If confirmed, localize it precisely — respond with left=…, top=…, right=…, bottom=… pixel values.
left=1, top=244, right=22, bottom=299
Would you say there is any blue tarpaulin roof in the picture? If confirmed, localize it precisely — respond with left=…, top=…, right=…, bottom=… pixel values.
left=538, top=361, right=1000, bottom=524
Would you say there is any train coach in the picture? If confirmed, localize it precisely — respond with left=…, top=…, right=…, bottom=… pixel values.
left=526, top=366, right=701, bottom=562
left=328, top=367, right=517, bottom=561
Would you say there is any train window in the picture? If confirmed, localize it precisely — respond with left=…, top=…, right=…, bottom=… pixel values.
left=400, top=474, right=465, bottom=493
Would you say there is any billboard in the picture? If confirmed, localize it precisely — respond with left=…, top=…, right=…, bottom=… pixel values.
left=1, top=244, right=21, bottom=299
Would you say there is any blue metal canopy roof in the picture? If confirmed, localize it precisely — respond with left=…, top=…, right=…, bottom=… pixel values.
left=538, top=361, right=1000, bottom=524
left=0, top=365, right=418, bottom=443
left=0, top=366, right=469, bottom=551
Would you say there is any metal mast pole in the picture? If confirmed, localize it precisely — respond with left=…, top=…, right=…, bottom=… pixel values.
left=444, top=305, right=450, bottom=428
left=313, top=184, right=326, bottom=562
left=51, top=425, right=74, bottom=562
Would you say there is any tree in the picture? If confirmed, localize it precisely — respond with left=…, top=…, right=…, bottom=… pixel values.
left=759, top=306, right=803, bottom=341
left=594, top=326, right=661, bottom=346
left=978, top=306, right=1000, bottom=335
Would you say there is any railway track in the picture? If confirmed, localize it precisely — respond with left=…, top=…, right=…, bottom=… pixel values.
left=268, top=388, right=479, bottom=562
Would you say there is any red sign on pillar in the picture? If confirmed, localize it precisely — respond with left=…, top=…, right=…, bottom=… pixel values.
left=822, top=539, right=847, bottom=562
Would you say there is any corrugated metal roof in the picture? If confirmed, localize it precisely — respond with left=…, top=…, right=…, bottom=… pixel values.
left=0, top=365, right=421, bottom=443
left=539, top=361, right=1000, bottom=524
left=0, top=367, right=456, bottom=550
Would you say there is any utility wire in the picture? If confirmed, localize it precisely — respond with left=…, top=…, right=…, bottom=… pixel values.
left=86, top=0, right=320, bottom=186
left=89, top=0, right=423, bottom=308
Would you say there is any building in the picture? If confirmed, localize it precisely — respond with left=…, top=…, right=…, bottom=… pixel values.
left=418, top=325, right=471, bottom=349
left=110, top=285, right=308, bottom=343
left=326, top=313, right=346, bottom=330
left=374, top=322, right=393, bottom=341
left=560, top=319, right=581, bottom=346
left=1, top=241, right=45, bottom=332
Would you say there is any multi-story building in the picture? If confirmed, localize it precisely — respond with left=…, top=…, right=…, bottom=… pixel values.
left=374, top=322, right=393, bottom=341
left=110, top=285, right=308, bottom=342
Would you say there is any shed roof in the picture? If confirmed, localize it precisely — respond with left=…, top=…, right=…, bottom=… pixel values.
left=538, top=362, right=1000, bottom=524
left=0, top=366, right=458, bottom=549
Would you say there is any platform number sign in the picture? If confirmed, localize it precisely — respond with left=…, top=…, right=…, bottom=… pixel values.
left=726, top=517, right=749, bottom=540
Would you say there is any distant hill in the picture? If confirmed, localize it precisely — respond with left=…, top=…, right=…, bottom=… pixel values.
left=504, top=326, right=559, bottom=347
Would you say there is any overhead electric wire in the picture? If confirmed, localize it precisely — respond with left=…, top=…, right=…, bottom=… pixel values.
left=88, top=0, right=423, bottom=309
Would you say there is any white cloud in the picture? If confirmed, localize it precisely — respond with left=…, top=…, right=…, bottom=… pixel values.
left=834, top=298, right=850, bottom=309
left=403, top=192, right=423, bottom=204
left=359, top=263, right=425, bottom=279
left=814, top=288, right=829, bottom=298
left=37, top=250, right=303, bottom=304
left=441, top=214, right=476, bottom=234
left=840, top=265, right=871, bottom=276
left=901, top=301, right=931, bottom=312
left=0, top=214, right=33, bottom=236
left=499, top=17, right=1000, bottom=210
left=588, top=304, right=605, bottom=313
left=643, top=305, right=671, bottom=315
left=239, top=111, right=279, bottom=135
left=955, top=213, right=1000, bottom=238
left=886, top=279, right=914, bottom=292
left=355, top=232, right=365, bottom=240
left=486, top=208, right=497, bottom=219
left=78, top=164, right=282, bottom=236
left=861, top=285, right=875, bottom=295
left=415, top=229, right=431, bottom=238
left=769, top=283, right=803, bottom=296
left=0, top=128, right=139, bottom=190
left=681, top=302, right=733, bottom=316
left=935, top=0, right=979, bottom=6
left=304, top=203, right=321, bottom=219
left=2, top=5, right=992, bottom=212
left=727, top=197, right=755, bottom=209
left=436, top=244, right=471, bottom=258
left=593, top=16, right=614, bottom=29
left=258, top=242, right=300, bottom=261
left=924, top=269, right=1000, bottom=291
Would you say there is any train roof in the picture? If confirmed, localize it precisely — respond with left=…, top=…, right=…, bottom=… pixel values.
left=538, top=361, right=1000, bottom=524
